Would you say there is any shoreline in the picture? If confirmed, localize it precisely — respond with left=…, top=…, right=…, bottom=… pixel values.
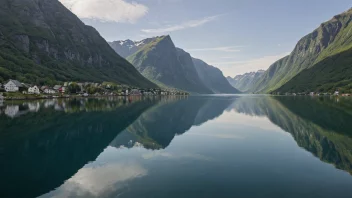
left=1, top=94, right=188, bottom=101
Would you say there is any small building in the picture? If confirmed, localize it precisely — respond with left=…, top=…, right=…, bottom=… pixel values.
left=58, top=87, right=66, bottom=93
left=28, top=86, right=40, bottom=94
left=53, top=85, right=62, bottom=90
left=44, top=88, right=56, bottom=94
left=4, top=79, right=23, bottom=92
left=40, top=86, right=48, bottom=91
left=130, top=89, right=142, bottom=95
left=310, top=92, right=315, bottom=96
left=334, top=91, right=339, bottom=96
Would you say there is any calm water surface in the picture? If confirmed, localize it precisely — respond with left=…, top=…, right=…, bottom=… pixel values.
left=1, top=95, right=352, bottom=198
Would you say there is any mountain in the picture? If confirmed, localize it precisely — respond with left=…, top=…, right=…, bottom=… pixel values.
left=252, top=8, right=352, bottom=93
left=227, top=70, right=265, bottom=92
left=111, top=36, right=212, bottom=93
left=192, top=58, right=240, bottom=93
left=275, top=47, right=352, bottom=93
left=109, top=36, right=239, bottom=94
left=0, top=0, right=156, bottom=88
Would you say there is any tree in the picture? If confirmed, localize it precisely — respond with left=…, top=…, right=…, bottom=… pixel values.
left=68, top=82, right=80, bottom=94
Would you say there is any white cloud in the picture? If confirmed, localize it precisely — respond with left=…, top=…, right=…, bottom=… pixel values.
left=187, top=46, right=243, bottom=52
left=209, top=52, right=290, bottom=77
left=42, top=162, right=147, bottom=198
left=141, top=15, right=219, bottom=34
left=59, top=0, right=148, bottom=23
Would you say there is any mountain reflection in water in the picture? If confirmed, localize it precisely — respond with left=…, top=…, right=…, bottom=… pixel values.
left=0, top=95, right=352, bottom=198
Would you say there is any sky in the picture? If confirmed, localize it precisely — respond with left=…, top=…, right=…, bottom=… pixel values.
left=59, top=0, right=352, bottom=77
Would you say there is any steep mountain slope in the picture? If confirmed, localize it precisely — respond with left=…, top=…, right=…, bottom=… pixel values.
left=252, top=8, right=352, bottom=93
left=227, top=70, right=265, bottom=92
left=0, top=0, right=156, bottom=87
left=276, top=47, right=352, bottom=93
left=192, top=58, right=240, bottom=93
left=126, top=36, right=212, bottom=93
left=110, top=36, right=238, bottom=94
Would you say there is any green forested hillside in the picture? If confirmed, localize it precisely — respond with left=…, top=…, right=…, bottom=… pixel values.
left=276, top=47, right=352, bottom=93
left=252, top=8, right=352, bottom=93
left=0, top=0, right=156, bottom=88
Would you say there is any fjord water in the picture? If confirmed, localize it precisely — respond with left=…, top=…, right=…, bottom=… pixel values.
left=1, top=96, right=352, bottom=198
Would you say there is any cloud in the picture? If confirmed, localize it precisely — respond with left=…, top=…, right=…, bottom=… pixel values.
left=141, top=15, right=219, bottom=34
left=43, top=162, right=147, bottom=198
left=59, top=0, right=148, bottom=23
left=187, top=46, right=243, bottom=52
left=209, top=52, right=290, bottom=77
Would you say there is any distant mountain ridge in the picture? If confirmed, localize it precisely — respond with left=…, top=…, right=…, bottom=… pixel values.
left=250, top=8, right=352, bottom=93
left=109, top=36, right=240, bottom=94
left=0, top=0, right=156, bottom=88
left=227, top=70, right=265, bottom=92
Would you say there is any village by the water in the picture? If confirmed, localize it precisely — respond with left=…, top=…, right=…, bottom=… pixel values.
left=0, top=79, right=189, bottom=101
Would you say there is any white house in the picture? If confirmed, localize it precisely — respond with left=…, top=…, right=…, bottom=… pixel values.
left=28, top=86, right=40, bottom=94
left=4, top=79, right=23, bottom=92
left=334, top=91, right=339, bottom=96
left=44, top=88, right=56, bottom=94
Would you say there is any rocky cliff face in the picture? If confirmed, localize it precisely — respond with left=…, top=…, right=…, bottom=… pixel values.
left=227, top=70, right=265, bottom=92
left=252, top=8, right=352, bottom=93
left=0, top=0, right=156, bottom=87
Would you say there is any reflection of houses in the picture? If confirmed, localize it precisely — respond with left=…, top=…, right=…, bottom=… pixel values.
left=5, top=105, right=20, bottom=118
left=4, top=79, right=23, bottom=92
left=44, top=100, right=56, bottom=108
left=28, top=86, right=40, bottom=94
left=28, top=102, right=40, bottom=112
